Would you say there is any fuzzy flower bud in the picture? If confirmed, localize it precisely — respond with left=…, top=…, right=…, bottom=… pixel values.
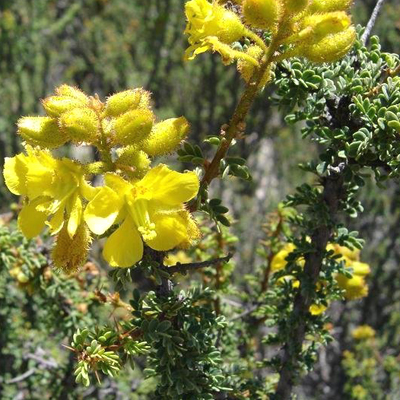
left=242, top=0, right=281, bottom=30
left=310, top=0, right=353, bottom=13
left=55, top=84, right=90, bottom=102
left=304, top=11, right=352, bottom=39
left=142, top=117, right=190, bottom=157
left=116, top=146, right=151, bottom=179
left=104, top=89, right=151, bottom=117
left=42, top=96, right=87, bottom=118
left=18, top=116, right=68, bottom=149
left=302, top=25, right=356, bottom=63
left=60, top=108, right=99, bottom=143
left=284, top=0, right=309, bottom=14
left=237, top=45, right=271, bottom=87
left=113, top=109, right=154, bottom=146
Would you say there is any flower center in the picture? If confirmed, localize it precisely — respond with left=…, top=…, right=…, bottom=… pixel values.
left=129, top=196, right=157, bottom=242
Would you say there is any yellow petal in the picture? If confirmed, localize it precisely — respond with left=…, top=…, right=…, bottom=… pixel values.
left=84, top=187, right=123, bottom=235
left=67, top=194, right=83, bottom=238
left=145, top=212, right=188, bottom=251
left=3, top=154, right=28, bottom=195
left=104, top=173, right=133, bottom=194
left=350, top=261, right=370, bottom=276
left=46, top=205, right=65, bottom=235
left=80, top=178, right=99, bottom=201
left=139, top=164, right=199, bottom=205
left=18, top=202, right=47, bottom=238
left=103, top=217, right=143, bottom=268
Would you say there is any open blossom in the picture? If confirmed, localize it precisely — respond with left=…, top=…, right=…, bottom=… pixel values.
left=3, top=146, right=95, bottom=239
left=184, top=0, right=245, bottom=60
left=84, top=164, right=200, bottom=268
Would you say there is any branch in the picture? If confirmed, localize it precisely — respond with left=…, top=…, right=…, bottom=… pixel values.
left=274, top=166, right=345, bottom=400
left=26, top=353, right=58, bottom=369
left=361, top=0, right=388, bottom=45
left=6, top=369, right=36, bottom=384
left=162, top=253, right=232, bottom=275
left=189, top=37, right=281, bottom=214
left=229, top=303, right=260, bottom=322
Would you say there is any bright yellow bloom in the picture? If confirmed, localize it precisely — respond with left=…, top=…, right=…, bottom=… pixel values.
left=270, top=243, right=297, bottom=272
left=309, top=303, right=327, bottom=315
left=184, top=0, right=245, bottom=60
left=3, top=146, right=95, bottom=239
left=84, top=165, right=200, bottom=268
left=351, top=325, right=376, bottom=340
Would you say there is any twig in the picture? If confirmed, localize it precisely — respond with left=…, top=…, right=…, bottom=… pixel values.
left=230, top=304, right=260, bottom=322
left=26, top=353, right=58, bottom=369
left=274, top=166, right=346, bottom=400
left=361, top=0, right=388, bottom=45
left=162, top=253, right=232, bottom=275
left=6, top=368, right=36, bottom=384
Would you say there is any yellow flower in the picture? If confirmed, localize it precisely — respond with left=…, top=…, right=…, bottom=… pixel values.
left=309, top=303, right=327, bottom=315
left=270, top=243, right=297, bottom=272
left=336, top=274, right=369, bottom=300
left=331, top=244, right=371, bottom=300
left=351, top=325, right=376, bottom=341
left=84, top=164, right=200, bottom=268
left=3, top=146, right=95, bottom=239
left=184, top=0, right=245, bottom=60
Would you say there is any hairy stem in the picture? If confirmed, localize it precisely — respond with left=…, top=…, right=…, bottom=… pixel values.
left=200, top=39, right=279, bottom=188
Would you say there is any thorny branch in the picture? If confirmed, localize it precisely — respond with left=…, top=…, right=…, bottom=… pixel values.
left=162, top=253, right=232, bottom=276
left=274, top=165, right=346, bottom=400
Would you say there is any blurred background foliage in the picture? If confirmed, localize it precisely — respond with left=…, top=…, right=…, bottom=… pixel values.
left=0, top=0, right=400, bottom=399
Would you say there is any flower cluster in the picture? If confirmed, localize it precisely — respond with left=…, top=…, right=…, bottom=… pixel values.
left=270, top=241, right=371, bottom=311
left=3, top=85, right=200, bottom=271
left=184, top=0, right=355, bottom=86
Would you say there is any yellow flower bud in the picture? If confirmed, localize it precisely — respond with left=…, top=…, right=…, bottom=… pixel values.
left=218, top=9, right=246, bottom=43
left=17, top=116, right=68, bottom=149
left=42, top=96, right=86, bottom=118
left=55, top=84, right=90, bottom=103
left=242, top=0, right=281, bottom=30
left=304, top=12, right=352, bottom=40
left=104, top=89, right=151, bottom=117
left=309, top=0, right=353, bottom=13
left=116, top=146, right=151, bottom=179
left=114, top=109, right=154, bottom=146
left=302, top=25, right=356, bottom=63
left=237, top=45, right=271, bottom=87
left=52, top=223, right=91, bottom=273
left=60, top=108, right=99, bottom=143
left=284, top=0, right=309, bottom=13
left=142, top=117, right=189, bottom=157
